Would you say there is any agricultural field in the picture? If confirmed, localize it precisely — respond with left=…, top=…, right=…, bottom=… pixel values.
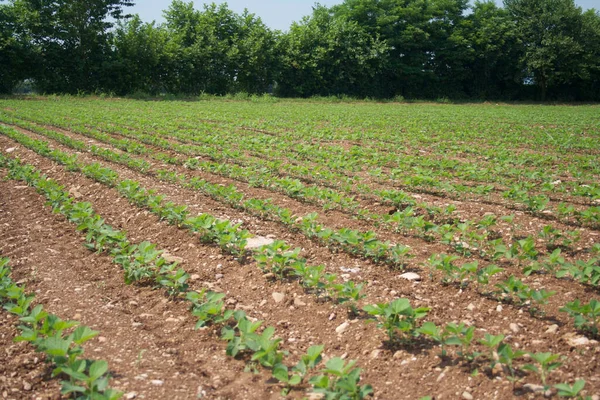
left=0, top=97, right=599, bottom=400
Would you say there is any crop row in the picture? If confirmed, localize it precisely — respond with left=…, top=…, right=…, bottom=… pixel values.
left=3, top=120, right=600, bottom=354
left=5, top=105, right=600, bottom=204
left=0, top=146, right=374, bottom=398
left=3, top=112, right=599, bottom=232
left=0, top=257, right=121, bottom=400
left=4, top=119, right=599, bottom=291
left=2, top=123, right=599, bottom=316
left=0, top=123, right=415, bottom=268
left=3, top=152, right=598, bottom=399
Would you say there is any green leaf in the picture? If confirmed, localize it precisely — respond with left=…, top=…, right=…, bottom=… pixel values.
left=89, top=360, right=109, bottom=380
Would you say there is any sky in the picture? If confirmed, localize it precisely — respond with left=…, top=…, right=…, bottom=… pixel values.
left=132, top=0, right=597, bottom=31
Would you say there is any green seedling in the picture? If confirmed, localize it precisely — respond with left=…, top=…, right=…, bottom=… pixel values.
left=523, top=352, right=563, bottom=387
left=560, top=299, right=600, bottom=336
left=363, top=298, right=429, bottom=342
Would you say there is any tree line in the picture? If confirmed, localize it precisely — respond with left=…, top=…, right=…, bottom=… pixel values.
left=1, top=0, right=599, bottom=100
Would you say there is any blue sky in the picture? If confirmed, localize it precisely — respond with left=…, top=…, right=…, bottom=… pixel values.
left=131, top=0, right=598, bottom=31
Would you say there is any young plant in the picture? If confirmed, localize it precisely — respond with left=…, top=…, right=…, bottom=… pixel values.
left=523, top=352, right=563, bottom=387
left=309, top=357, right=373, bottom=400
left=363, top=298, right=429, bottom=343
left=560, top=299, right=600, bottom=337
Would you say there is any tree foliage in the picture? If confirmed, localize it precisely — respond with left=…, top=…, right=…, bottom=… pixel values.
left=0, top=0, right=599, bottom=100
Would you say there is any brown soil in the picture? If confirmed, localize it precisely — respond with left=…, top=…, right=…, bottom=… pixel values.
left=1, top=126, right=599, bottom=400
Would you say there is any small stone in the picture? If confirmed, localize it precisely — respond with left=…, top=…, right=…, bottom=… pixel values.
left=190, top=274, right=200, bottom=281
left=98, top=336, right=107, bottom=343
left=336, top=322, right=349, bottom=334
left=259, top=299, right=267, bottom=307
left=165, top=317, right=179, bottom=323
left=246, top=236, right=275, bottom=249
left=294, top=298, right=306, bottom=307
left=163, top=254, right=184, bottom=263
left=462, top=392, right=473, bottom=400
left=6, top=147, right=15, bottom=153
left=436, top=371, right=446, bottom=382
left=546, top=324, right=559, bottom=334
left=496, top=304, right=503, bottom=312
left=492, top=363, right=503, bottom=375
left=125, top=392, right=137, bottom=399
left=263, top=273, right=275, bottom=280
left=329, top=313, right=336, bottom=321
left=523, top=384, right=545, bottom=393
left=399, top=272, right=421, bottom=281
left=509, top=323, right=520, bottom=333
left=215, top=273, right=224, bottom=280
left=565, top=335, right=590, bottom=347
left=466, top=303, right=475, bottom=311
left=23, top=382, right=32, bottom=391
left=307, top=393, right=325, bottom=400
left=272, top=292, right=285, bottom=303
left=150, top=380, right=164, bottom=386
left=393, top=351, right=403, bottom=359
left=370, top=349, right=381, bottom=359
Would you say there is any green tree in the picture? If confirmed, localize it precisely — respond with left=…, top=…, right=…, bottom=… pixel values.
left=504, top=0, right=587, bottom=100
left=277, top=5, right=388, bottom=97
left=9, top=0, right=134, bottom=93
left=455, top=1, right=523, bottom=98
left=0, top=2, right=36, bottom=93
left=110, top=15, right=175, bottom=95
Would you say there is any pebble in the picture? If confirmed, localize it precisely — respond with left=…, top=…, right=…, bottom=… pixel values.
left=462, top=392, right=473, bottom=400
left=565, top=335, right=591, bottom=347
left=546, top=324, right=559, bottom=334
left=370, top=349, right=381, bottom=359
left=272, top=292, right=285, bottom=303
left=245, top=236, right=275, bottom=249
left=399, top=272, right=421, bottom=281
left=336, top=322, right=349, bottom=334
left=466, top=303, right=475, bottom=311
left=329, top=313, right=336, bottom=321
left=294, top=298, right=306, bottom=307
left=496, top=305, right=503, bottom=312
left=523, top=384, right=545, bottom=393
left=22, top=381, right=31, bottom=391
left=215, top=274, right=224, bottom=280
left=6, top=147, right=15, bottom=153
left=150, top=380, right=164, bottom=386
left=509, top=323, right=520, bottom=333
left=162, top=254, right=184, bottom=263
left=125, top=392, right=137, bottom=399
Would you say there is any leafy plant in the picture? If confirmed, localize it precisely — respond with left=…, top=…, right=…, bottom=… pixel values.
left=363, top=298, right=429, bottom=342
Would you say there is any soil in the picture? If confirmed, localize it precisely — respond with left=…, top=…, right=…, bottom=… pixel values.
left=0, top=114, right=599, bottom=400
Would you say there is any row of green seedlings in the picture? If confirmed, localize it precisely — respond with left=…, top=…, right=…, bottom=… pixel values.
left=0, top=124, right=369, bottom=312
left=0, top=125, right=369, bottom=321
left=46, top=107, right=598, bottom=210
left=0, top=124, right=413, bottom=268
left=22, top=121, right=592, bottom=351
left=426, top=255, right=600, bottom=339
left=0, top=154, right=373, bottom=399
left=364, top=297, right=593, bottom=399
left=12, top=105, right=600, bottom=203
left=6, top=111, right=600, bottom=232
left=7, top=116, right=594, bottom=270
left=7, top=116, right=592, bottom=274
left=6, top=119, right=597, bottom=308
left=0, top=257, right=122, bottom=400
left=4, top=123, right=598, bottom=319
left=503, top=183, right=600, bottom=227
